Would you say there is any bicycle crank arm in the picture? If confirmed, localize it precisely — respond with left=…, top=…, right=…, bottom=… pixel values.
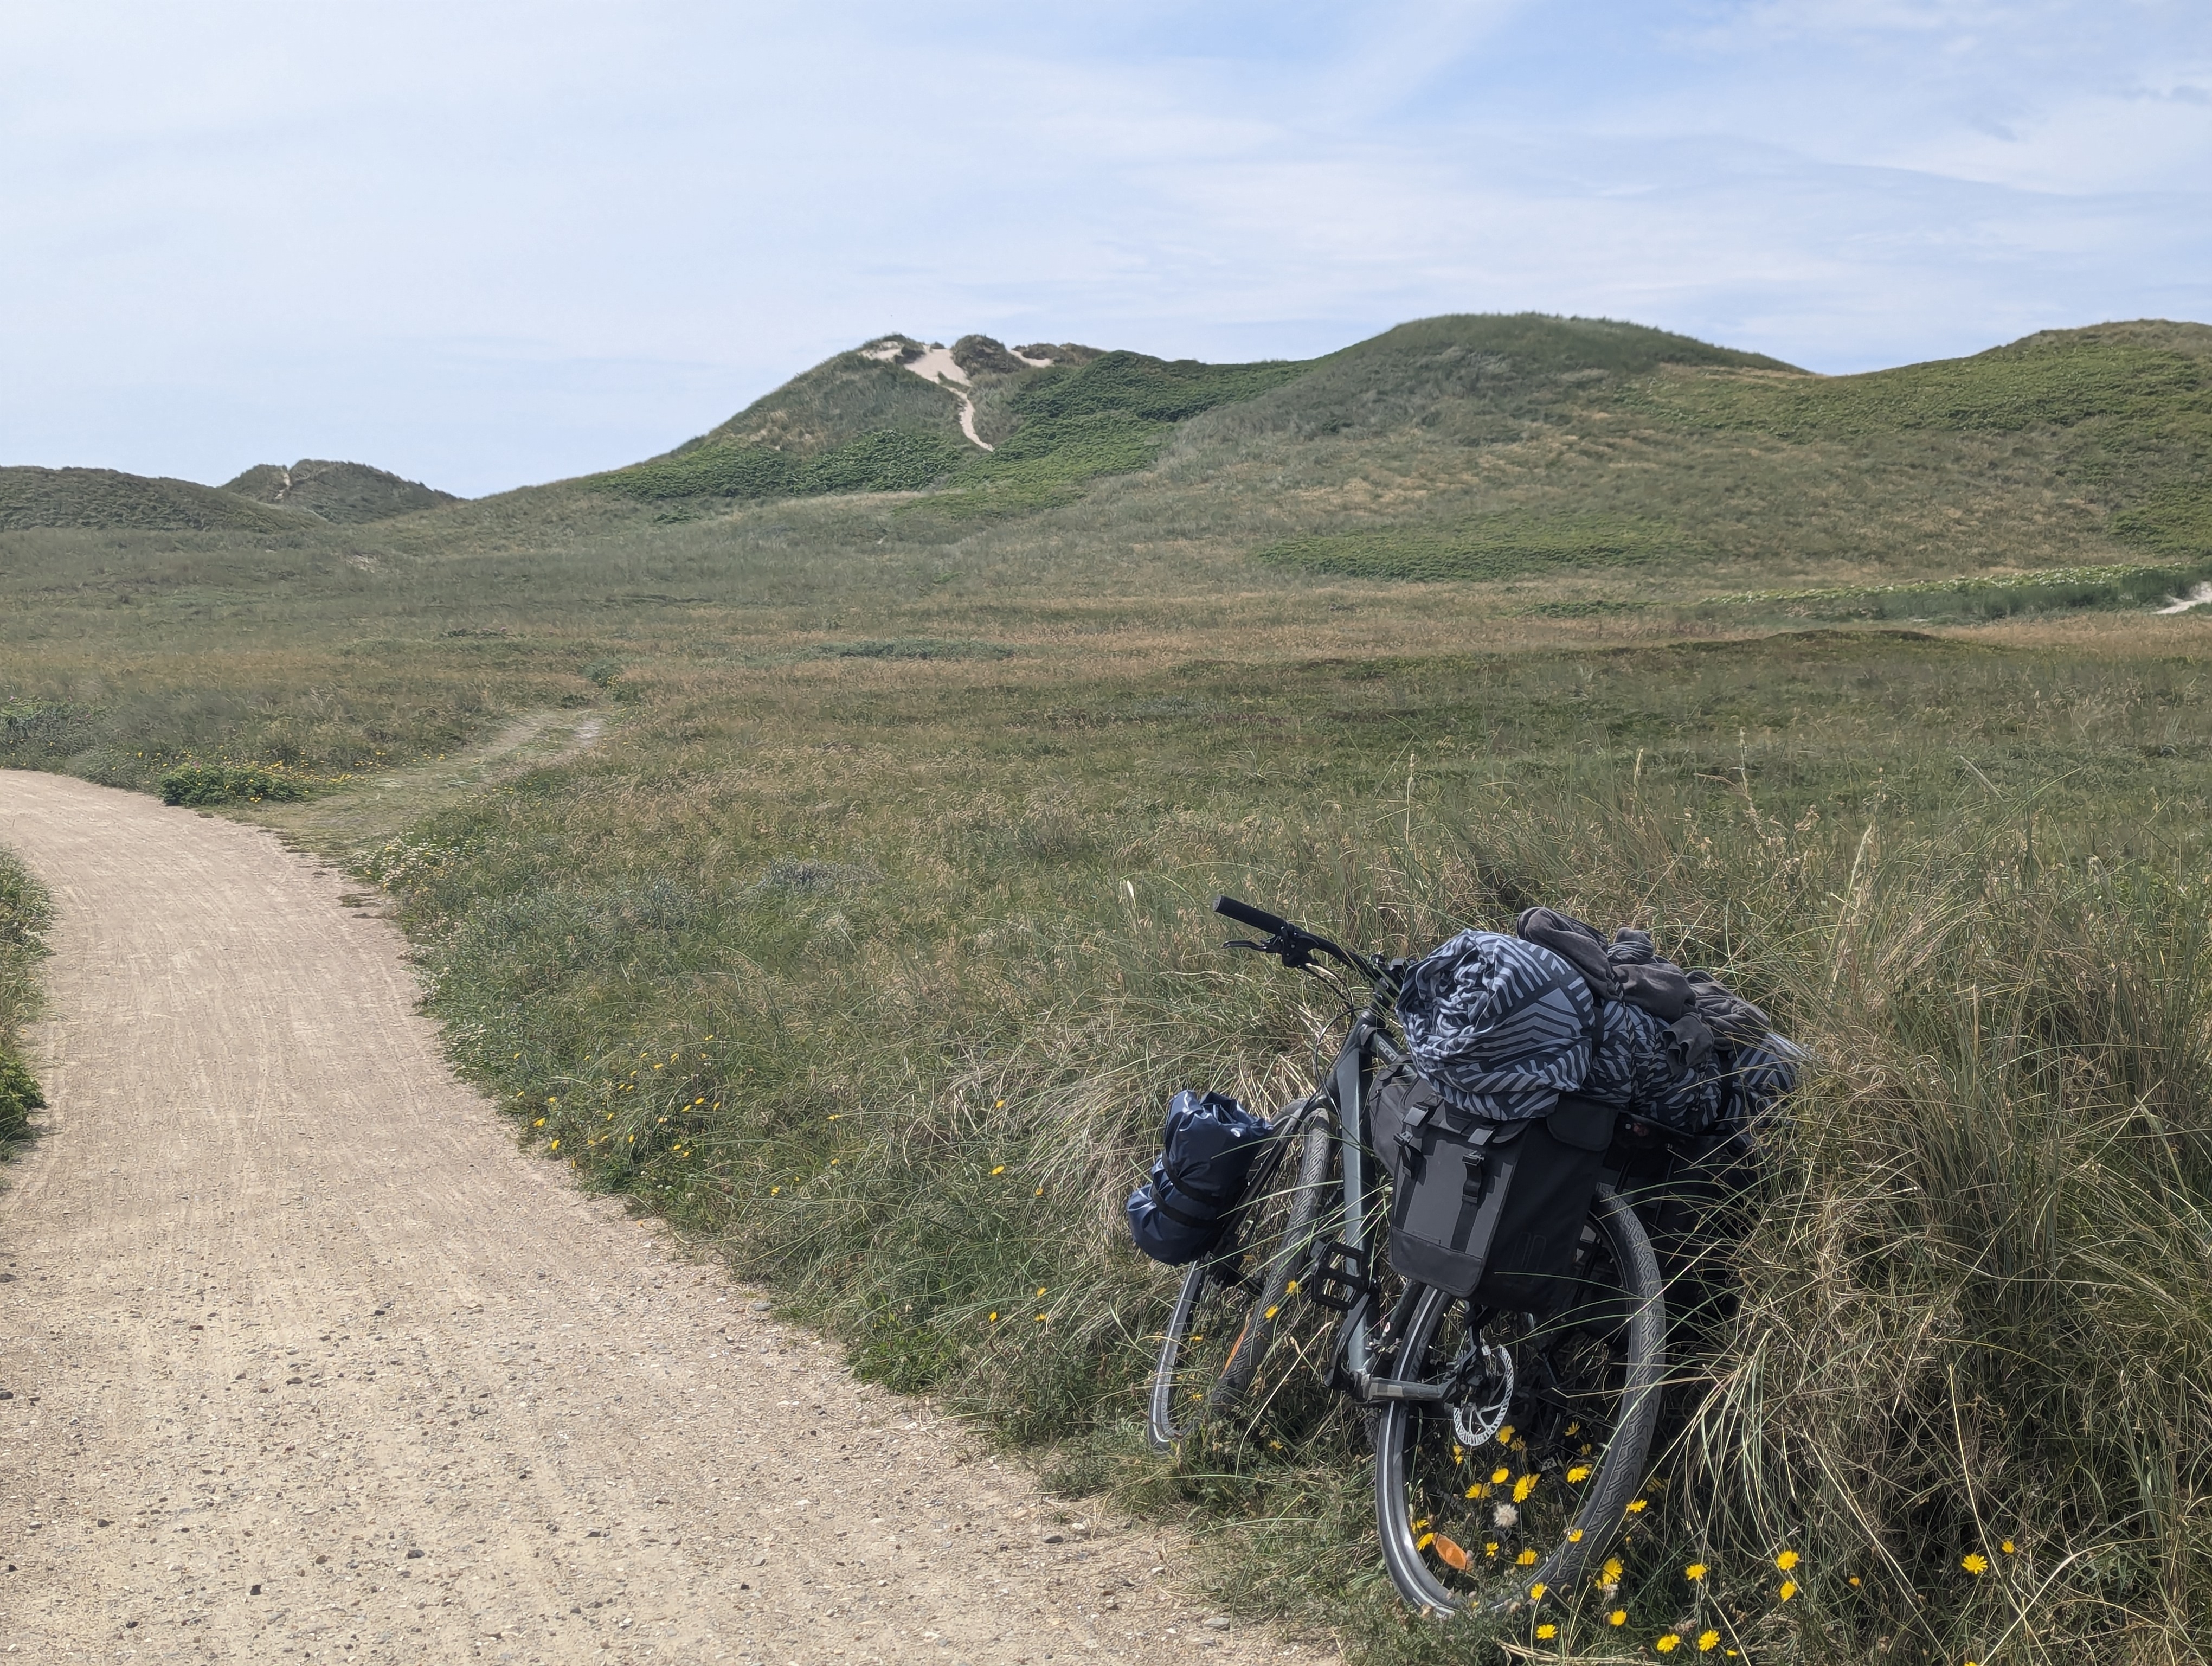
left=1354, top=1373, right=1457, bottom=1403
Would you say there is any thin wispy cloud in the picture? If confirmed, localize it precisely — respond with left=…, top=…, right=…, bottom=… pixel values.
left=1, top=0, right=2204, bottom=495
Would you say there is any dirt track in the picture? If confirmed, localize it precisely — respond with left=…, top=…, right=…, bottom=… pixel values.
left=0, top=771, right=1334, bottom=1665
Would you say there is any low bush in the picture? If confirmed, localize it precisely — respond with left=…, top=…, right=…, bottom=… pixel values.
left=158, top=762, right=313, bottom=806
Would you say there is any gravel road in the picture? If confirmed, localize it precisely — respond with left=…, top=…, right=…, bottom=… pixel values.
left=0, top=772, right=1336, bottom=1666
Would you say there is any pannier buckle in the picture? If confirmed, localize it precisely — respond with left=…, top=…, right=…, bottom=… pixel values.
left=1303, top=1240, right=1374, bottom=1313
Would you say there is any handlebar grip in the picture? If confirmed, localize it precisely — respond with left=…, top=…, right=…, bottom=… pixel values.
left=1213, top=894, right=1294, bottom=937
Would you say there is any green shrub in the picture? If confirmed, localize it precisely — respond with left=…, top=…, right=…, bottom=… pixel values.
left=0, top=1046, right=43, bottom=1139
left=158, top=762, right=312, bottom=806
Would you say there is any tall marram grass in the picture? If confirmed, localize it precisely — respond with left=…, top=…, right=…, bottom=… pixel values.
left=1356, top=772, right=2212, bottom=1663
left=0, top=842, right=51, bottom=1144
left=391, top=740, right=2211, bottom=1665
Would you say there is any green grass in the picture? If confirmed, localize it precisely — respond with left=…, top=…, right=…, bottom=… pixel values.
left=0, top=845, right=50, bottom=1145
left=1258, top=511, right=1688, bottom=580
left=3, top=310, right=2212, bottom=1663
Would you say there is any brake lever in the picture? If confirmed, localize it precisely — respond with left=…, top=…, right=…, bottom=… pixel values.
left=1223, top=935, right=1314, bottom=969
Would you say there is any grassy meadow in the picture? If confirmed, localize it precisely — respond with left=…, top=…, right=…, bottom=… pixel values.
left=3, top=313, right=2211, bottom=1662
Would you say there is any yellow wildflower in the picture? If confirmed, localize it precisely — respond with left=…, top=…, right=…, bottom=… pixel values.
left=1626, top=1498, right=1648, bottom=1513
left=1697, top=1632, right=1720, bottom=1654
left=1656, top=1636, right=1680, bottom=1655
left=1607, top=1608, right=1627, bottom=1626
left=1567, top=1465, right=1591, bottom=1483
left=1568, top=1528, right=1584, bottom=1543
left=1686, top=1563, right=1707, bottom=1581
left=1517, top=1548, right=1539, bottom=1566
left=1535, top=1623, right=1557, bottom=1640
left=1962, top=1553, right=1989, bottom=1576
left=1514, top=1474, right=1538, bottom=1502
left=991, top=1165, right=1006, bottom=1175
left=1492, top=1468, right=1512, bottom=1485
left=1528, top=1582, right=1546, bottom=1600
left=1999, top=1540, right=2015, bottom=1555
left=1776, top=1549, right=1799, bottom=1571
left=1779, top=1580, right=1797, bottom=1601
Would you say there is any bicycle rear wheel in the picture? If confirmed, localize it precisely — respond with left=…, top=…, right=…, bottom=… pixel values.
left=1373, top=1183, right=1664, bottom=1614
left=1148, top=1097, right=1334, bottom=1451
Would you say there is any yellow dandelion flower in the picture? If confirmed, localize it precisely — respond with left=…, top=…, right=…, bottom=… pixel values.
left=1626, top=1499, right=1648, bottom=1513
left=1415, top=1532, right=1435, bottom=1551
left=1999, top=1540, right=2015, bottom=1555
left=1567, top=1464, right=1591, bottom=1483
left=1779, top=1580, right=1797, bottom=1601
left=1527, top=1581, right=1547, bottom=1600
left=1515, top=1473, right=1539, bottom=1502
left=1962, top=1553, right=1989, bottom=1575
left=1776, top=1549, right=1799, bottom=1571
left=1568, top=1528, right=1584, bottom=1542
left=991, top=1165, right=1006, bottom=1175
left=1848, top=1576, right=1861, bottom=1587
left=533, top=1118, right=545, bottom=1127
left=1497, top=1425, right=1516, bottom=1445
left=1535, top=1623, right=1557, bottom=1639
left=988, top=1312, right=998, bottom=1322
left=1517, top=1548, right=1539, bottom=1567
left=1465, top=1482, right=1488, bottom=1500
left=1492, top=1468, right=1512, bottom=1485
left=1686, top=1562, right=1708, bottom=1581
left=1607, top=1609, right=1627, bottom=1626
left=1037, top=1286, right=1047, bottom=1296
left=548, top=1139, right=558, bottom=1151
left=1034, top=1313, right=1046, bottom=1323
left=770, top=1185, right=780, bottom=1194
left=1484, top=1542, right=1499, bottom=1559
left=1656, top=1636, right=1681, bottom=1655
left=1603, top=1558, right=1624, bottom=1584
left=1697, top=1632, right=1720, bottom=1654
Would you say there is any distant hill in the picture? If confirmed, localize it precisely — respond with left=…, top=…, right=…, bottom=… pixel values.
left=0, top=466, right=313, bottom=534
left=221, top=459, right=459, bottom=524
left=586, top=327, right=1319, bottom=510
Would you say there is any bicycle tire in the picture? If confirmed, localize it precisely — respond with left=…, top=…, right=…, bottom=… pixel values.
left=1147, top=1100, right=1334, bottom=1451
left=1372, top=1182, right=1666, bottom=1616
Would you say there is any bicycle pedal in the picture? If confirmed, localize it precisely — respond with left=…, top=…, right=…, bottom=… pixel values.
left=1303, top=1240, right=1374, bottom=1313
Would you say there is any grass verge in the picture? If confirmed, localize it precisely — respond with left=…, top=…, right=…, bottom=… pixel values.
left=0, top=842, right=50, bottom=1148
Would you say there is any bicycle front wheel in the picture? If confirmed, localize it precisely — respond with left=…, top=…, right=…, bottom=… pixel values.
left=1373, top=1183, right=1665, bottom=1615
left=1147, top=1097, right=1333, bottom=1451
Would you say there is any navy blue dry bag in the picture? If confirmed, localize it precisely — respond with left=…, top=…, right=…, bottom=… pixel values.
left=1126, top=1089, right=1272, bottom=1265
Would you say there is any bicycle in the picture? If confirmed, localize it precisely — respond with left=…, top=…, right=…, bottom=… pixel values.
left=1148, top=896, right=1667, bottom=1618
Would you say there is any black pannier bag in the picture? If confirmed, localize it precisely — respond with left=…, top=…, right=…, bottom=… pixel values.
left=1126, top=1088, right=1273, bottom=1265
left=1371, top=1061, right=1616, bottom=1309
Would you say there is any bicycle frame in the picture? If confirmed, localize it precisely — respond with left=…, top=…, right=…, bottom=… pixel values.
left=1309, top=1011, right=1466, bottom=1407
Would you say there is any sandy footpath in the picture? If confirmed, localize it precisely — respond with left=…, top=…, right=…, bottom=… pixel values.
left=0, top=771, right=1334, bottom=1666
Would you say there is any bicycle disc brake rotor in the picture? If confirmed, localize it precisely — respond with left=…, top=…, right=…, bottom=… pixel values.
left=1450, top=1342, right=1514, bottom=1448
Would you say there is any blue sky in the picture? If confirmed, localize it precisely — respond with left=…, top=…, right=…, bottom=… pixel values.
left=3, top=1, right=2207, bottom=497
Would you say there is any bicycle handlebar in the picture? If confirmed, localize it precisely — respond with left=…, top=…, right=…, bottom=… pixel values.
left=1212, top=894, right=1396, bottom=989
left=1212, top=894, right=1293, bottom=937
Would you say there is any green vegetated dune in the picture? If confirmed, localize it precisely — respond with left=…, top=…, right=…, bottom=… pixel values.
left=0, top=464, right=318, bottom=533
left=222, top=458, right=460, bottom=524
left=0, top=457, right=459, bottom=534
left=5, top=311, right=2212, bottom=1663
